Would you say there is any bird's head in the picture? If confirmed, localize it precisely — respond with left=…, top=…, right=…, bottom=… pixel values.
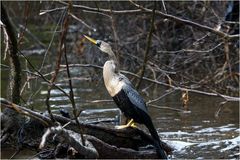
left=84, top=35, right=113, bottom=55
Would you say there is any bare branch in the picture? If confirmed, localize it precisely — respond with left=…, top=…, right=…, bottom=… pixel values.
left=69, top=12, right=96, bottom=31
left=60, top=64, right=240, bottom=101
left=0, top=98, right=52, bottom=126
left=39, top=6, right=66, bottom=15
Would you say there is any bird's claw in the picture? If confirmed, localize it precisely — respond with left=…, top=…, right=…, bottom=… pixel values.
left=130, top=123, right=137, bottom=128
left=115, top=119, right=137, bottom=129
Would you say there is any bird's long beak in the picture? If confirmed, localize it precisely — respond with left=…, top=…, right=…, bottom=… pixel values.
left=84, top=35, right=97, bottom=45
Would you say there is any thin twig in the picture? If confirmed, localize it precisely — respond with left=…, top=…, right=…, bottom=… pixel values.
left=82, top=10, right=112, bottom=19
left=136, top=1, right=156, bottom=89
left=9, top=149, right=21, bottom=159
left=109, top=1, right=119, bottom=53
left=69, top=12, right=96, bottom=31
left=17, top=1, right=30, bottom=47
left=148, top=104, right=186, bottom=112
left=147, top=89, right=175, bottom=104
left=223, top=38, right=232, bottom=76
left=215, top=101, right=228, bottom=118
left=18, top=24, right=46, bottom=48
left=157, top=42, right=224, bottom=54
left=63, top=1, right=86, bottom=146
left=223, top=20, right=240, bottom=24
left=161, top=0, right=167, bottom=13
left=39, top=8, right=66, bottom=71
left=39, top=6, right=67, bottom=15
left=64, top=41, right=86, bottom=145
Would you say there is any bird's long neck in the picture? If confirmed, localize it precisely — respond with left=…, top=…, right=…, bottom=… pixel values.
left=108, top=50, right=119, bottom=73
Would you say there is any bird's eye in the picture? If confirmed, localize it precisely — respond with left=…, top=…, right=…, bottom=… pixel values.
left=96, top=41, right=102, bottom=47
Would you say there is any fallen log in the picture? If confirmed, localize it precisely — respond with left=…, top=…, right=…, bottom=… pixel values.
left=54, top=111, right=173, bottom=154
left=1, top=97, right=173, bottom=158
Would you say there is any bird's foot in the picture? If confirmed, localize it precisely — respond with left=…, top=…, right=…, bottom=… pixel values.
left=130, top=122, right=137, bottom=128
left=115, top=119, right=137, bottom=129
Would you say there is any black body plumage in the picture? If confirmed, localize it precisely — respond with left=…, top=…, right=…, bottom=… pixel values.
left=112, top=86, right=167, bottom=159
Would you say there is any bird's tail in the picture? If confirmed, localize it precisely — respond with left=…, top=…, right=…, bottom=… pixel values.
left=146, top=117, right=167, bottom=159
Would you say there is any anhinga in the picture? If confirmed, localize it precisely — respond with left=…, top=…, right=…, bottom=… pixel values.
left=84, top=35, right=167, bottom=159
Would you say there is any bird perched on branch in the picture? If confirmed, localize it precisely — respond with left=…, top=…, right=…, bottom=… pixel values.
left=84, top=35, right=167, bottom=159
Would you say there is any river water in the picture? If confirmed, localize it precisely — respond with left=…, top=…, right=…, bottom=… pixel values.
left=0, top=2, right=239, bottom=156
left=1, top=52, right=239, bottom=159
